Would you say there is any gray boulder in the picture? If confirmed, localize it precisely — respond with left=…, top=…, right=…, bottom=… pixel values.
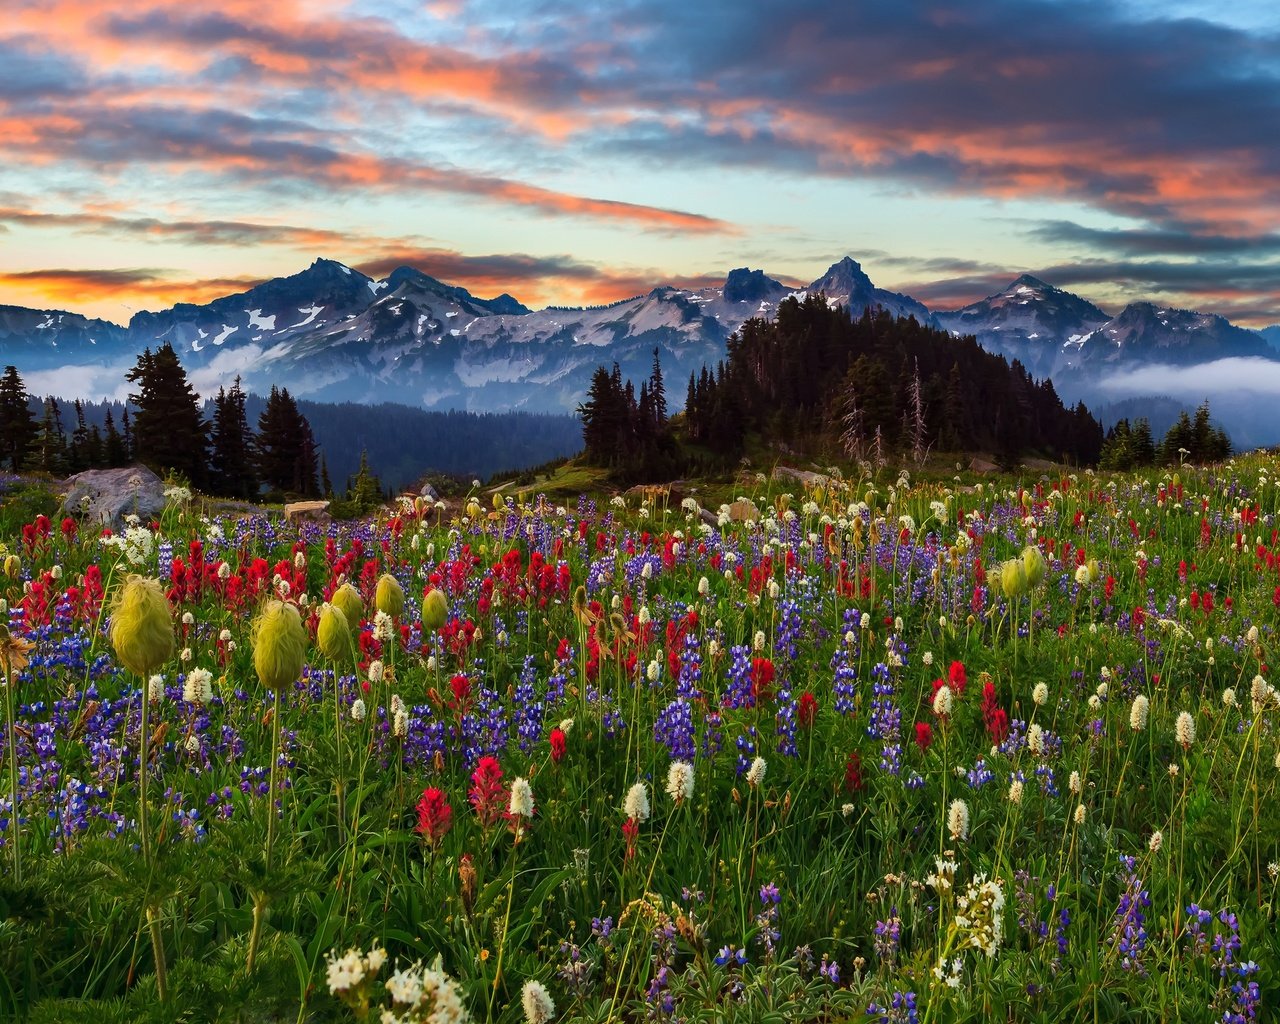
left=61, top=465, right=168, bottom=531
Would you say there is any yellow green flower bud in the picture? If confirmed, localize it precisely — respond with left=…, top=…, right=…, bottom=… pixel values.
left=375, top=573, right=404, bottom=617
left=330, top=582, right=363, bottom=628
left=1021, top=545, right=1046, bottom=588
left=252, top=600, right=308, bottom=692
left=422, top=588, right=449, bottom=631
left=3, top=554, right=20, bottom=579
left=1001, top=558, right=1028, bottom=600
left=1086, top=558, right=1100, bottom=584
left=316, top=602, right=350, bottom=661
left=109, top=575, right=174, bottom=676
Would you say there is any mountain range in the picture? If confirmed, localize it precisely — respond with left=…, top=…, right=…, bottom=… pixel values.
left=2, top=256, right=1278, bottom=423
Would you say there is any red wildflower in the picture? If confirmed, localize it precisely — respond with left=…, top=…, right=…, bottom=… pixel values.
left=914, top=722, right=933, bottom=751
left=947, top=661, right=967, bottom=695
left=549, top=727, right=567, bottom=763
left=843, top=752, right=864, bottom=793
left=751, top=658, right=775, bottom=701
left=982, top=680, right=1009, bottom=744
left=622, top=817, right=640, bottom=861
left=797, top=691, right=818, bottom=729
left=468, top=756, right=507, bottom=829
left=415, top=787, right=453, bottom=848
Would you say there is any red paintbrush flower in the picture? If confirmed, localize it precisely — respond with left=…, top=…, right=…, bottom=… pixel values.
left=915, top=721, right=933, bottom=751
left=469, top=756, right=506, bottom=829
left=549, top=727, right=567, bottom=763
left=621, top=817, right=640, bottom=861
left=415, top=787, right=453, bottom=848
left=798, top=691, right=818, bottom=728
left=843, top=752, right=864, bottom=793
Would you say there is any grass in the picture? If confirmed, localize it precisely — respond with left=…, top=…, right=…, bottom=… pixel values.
left=0, top=454, right=1277, bottom=1022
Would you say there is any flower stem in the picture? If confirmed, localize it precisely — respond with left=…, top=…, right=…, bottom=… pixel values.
left=3, top=652, right=20, bottom=885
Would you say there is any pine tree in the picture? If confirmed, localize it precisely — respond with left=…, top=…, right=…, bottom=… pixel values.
left=648, top=347, right=668, bottom=428
left=255, top=386, right=319, bottom=496
left=31, top=397, right=69, bottom=475
left=210, top=377, right=259, bottom=499
left=345, top=449, right=383, bottom=513
left=1159, top=411, right=1195, bottom=465
left=68, top=399, right=99, bottom=472
left=121, top=407, right=135, bottom=461
left=1130, top=418, right=1156, bottom=466
left=0, top=365, right=38, bottom=472
left=320, top=454, right=333, bottom=498
left=125, top=344, right=210, bottom=485
left=103, top=408, right=128, bottom=466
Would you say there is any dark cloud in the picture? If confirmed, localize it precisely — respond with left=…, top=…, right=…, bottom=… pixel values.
left=1030, top=220, right=1280, bottom=257
left=353, top=249, right=605, bottom=285
left=352, top=247, right=727, bottom=306
left=0, top=207, right=353, bottom=247
left=575, top=0, right=1280, bottom=231
left=0, top=103, right=731, bottom=232
left=0, top=37, right=88, bottom=99
left=0, top=267, right=163, bottom=289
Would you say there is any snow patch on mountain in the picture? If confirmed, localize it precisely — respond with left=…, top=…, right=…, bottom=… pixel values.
left=247, top=309, right=276, bottom=331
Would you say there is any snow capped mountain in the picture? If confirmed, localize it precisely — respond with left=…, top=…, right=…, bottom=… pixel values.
left=0, top=304, right=129, bottom=368
left=1, top=256, right=1276, bottom=413
left=1073, top=302, right=1273, bottom=367
left=936, top=275, right=1110, bottom=378
left=802, top=256, right=935, bottom=323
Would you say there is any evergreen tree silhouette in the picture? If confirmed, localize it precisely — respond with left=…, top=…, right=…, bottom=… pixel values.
left=0, top=365, right=38, bottom=472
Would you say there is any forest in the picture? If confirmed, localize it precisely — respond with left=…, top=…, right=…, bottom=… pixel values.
left=0, top=350, right=581, bottom=496
left=579, top=296, right=1107, bottom=476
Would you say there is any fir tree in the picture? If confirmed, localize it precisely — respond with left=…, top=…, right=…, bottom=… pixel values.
left=125, top=344, right=209, bottom=485
left=0, top=365, right=38, bottom=472
left=103, top=408, right=128, bottom=466
left=255, top=386, right=319, bottom=496
left=648, top=347, right=668, bottom=428
left=210, top=377, right=259, bottom=499
left=31, top=397, right=69, bottom=475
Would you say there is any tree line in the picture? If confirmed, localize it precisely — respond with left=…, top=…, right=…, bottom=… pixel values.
left=576, top=349, right=679, bottom=479
left=1, top=349, right=321, bottom=498
left=579, top=294, right=1106, bottom=474
left=1, top=344, right=583, bottom=496
left=1099, top=402, right=1232, bottom=471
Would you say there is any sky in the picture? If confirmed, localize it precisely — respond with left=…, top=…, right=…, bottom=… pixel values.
left=0, top=0, right=1277, bottom=327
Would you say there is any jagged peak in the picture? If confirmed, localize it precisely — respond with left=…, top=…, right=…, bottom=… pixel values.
left=1007, top=273, right=1051, bottom=291
left=723, top=267, right=783, bottom=303
left=810, top=256, right=875, bottom=294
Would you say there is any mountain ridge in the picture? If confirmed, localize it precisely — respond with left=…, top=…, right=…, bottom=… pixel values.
left=1, top=257, right=1276, bottom=417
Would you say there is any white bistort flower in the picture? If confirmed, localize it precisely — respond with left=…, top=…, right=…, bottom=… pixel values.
left=183, top=667, right=213, bottom=705
left=666, top=761, right=694, bottom=804
left=521, top=979, right=555, bottom=1024
left=623, top=781, right=651, bottom=822
left=1175, top=711, right=1196, bottom=749
left=510, top=777, right=535, bottom=818
left=746, top=756, right=767, bottom=788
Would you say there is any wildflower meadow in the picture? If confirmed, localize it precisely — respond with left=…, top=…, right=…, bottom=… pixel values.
left=1, top=458, right=1278, bottom=1023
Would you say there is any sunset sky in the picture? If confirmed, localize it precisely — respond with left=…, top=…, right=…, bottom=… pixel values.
left=1, top=0, right=1277, bottom=326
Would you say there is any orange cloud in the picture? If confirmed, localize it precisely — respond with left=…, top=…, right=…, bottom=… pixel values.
left=0, top=267, right=261, bottom=316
